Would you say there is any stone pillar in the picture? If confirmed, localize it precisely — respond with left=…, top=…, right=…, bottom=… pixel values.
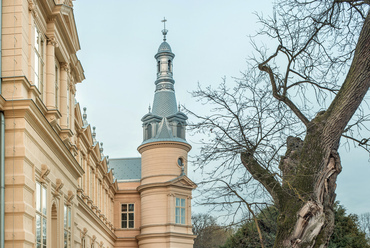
left=187, top=196, right=192, bottom=226
left=60, top=63, right=69, bottom=128
left=45, top=38, right=56, bottom=109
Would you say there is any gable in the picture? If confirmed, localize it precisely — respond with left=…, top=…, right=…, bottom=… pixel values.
left=169, top=176, right=197, bottom=189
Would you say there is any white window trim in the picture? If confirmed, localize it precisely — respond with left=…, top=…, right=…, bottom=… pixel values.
left=121, top=203, right=135, bottom=229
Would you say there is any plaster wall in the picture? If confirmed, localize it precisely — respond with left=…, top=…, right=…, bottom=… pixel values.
left=140, top=142, right=190, bottom=185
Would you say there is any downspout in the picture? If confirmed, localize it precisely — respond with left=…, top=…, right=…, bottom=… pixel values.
left=0, top=0, right=4, bottom=247
left=0, top=113, right=4, bottom=248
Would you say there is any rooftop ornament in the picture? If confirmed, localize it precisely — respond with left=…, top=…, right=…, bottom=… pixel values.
left=161, top=17, right=168, bottom=41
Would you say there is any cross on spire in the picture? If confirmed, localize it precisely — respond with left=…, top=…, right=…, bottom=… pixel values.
left=161, top=17, right=168, bottom=41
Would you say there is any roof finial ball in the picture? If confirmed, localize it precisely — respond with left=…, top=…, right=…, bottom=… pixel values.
left=83, top=107, right=87, bottom=121
left=161, top=17, right=168, bottom=41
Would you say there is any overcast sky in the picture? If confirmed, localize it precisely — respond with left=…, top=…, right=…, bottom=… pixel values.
left=73, top=1, right=370, bottom=216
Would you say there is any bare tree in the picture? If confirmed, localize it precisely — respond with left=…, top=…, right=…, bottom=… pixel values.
left=189, top=0, right=370, bottom=247
left=192, top=213, right=230, bottom=248
left=359, top=212, right=370, bottom=241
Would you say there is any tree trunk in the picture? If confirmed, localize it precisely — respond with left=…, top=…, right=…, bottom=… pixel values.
left=242, top=10, right=370, bottom=248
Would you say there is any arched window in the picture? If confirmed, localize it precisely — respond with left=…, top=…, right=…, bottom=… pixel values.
left=177, top=123, right=182, bottom=138
left=157, top=61, right=160, bottom=73
left=168, top=60, right=172, bottom=72
left=81, top=237, right=86, bottom=248
left=147, top=124, right=152, bottom=139
left=51, top=203, right=58, bottom=248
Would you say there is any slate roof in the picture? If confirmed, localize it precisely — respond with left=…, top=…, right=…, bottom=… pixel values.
left=152, top=90, right=178, bottom=117
left=140, top=117, right=190, bottom=146
left=109, top=157, right=141, bottom=181
left=157, top=41, right=172, bottom=53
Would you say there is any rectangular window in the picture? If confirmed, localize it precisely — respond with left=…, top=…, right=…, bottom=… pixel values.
left=175, top=197, right=186, bottom=224
left=64, top=205, right=72, bottom=248
left=89, top=168, right=94, bottom=200
left=121, top=204, right=134, bottom=228
left=34, top=25, right=44, bottom=98
left=36, top=181, right=47, bottom=248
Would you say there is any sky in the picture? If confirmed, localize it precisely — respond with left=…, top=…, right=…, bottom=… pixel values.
left=72, top=1, right=370, bottom=216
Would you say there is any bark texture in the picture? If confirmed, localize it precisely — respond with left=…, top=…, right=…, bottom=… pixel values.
left=242, top=10, right=370, bottom=248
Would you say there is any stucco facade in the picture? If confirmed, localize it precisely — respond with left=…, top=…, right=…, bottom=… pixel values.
left=0, top=1, right=196, bottom=248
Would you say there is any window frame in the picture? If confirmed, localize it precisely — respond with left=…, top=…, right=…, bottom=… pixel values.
left=121, top=203, right=135, bottom=229
left=64, top=204, right=72, bottom=248
left=36, top=181, right=47, bottom=248
left=34, top=24, right=45, bottom=98
left=175, top=197, right=186, bottom=225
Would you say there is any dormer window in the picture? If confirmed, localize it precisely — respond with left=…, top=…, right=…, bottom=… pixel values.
left=147, top=124, right=152, bottom=139
left=177, top=123, right=182, bottom=138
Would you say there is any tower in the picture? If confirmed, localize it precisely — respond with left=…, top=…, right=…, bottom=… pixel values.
left=137, top=21, right=196, bottom=248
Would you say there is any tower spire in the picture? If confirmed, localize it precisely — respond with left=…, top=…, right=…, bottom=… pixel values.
left=161, top=17, right=168, bottom=41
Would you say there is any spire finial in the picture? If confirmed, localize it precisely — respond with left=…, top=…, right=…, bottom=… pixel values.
left=92, top=126, right=96, bottom=143
left=148, top=104, right=151, bottom=113
left=178, top=103, right=181, bottom=112
left=83, top=107, right=88, bottom=126
left=161, top=17, right=168, bottom=41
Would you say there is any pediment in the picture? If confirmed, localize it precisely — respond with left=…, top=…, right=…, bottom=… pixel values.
left=74, top=103, right=83, bottom=128
left=83, top=125, right=93, bottom=145
left=107, top=170, right=114, bottom=184
left=168, top=175, right=197, bottom=189
left=52, top=4, right=80, bottom=53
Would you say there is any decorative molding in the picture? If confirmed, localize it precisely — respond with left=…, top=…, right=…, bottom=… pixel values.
left=27, top=0, right=37, bottom=17
left=47, top=37, right=58, bottom=47
left=81, top=227, right=88, bottom=238
left=66, top=190, right=75, bottom=206
left=61, top=62, right=70, bottom=72
left=40, top=164, right=50, bottom=183
left=53, top=178, right=64, bottom=197
left=47, top=16, right=57, bottom=23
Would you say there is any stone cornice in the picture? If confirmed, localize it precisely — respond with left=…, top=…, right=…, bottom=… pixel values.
left=138, top=141, right=191, bottom=154
left=137, top=176, right=197, bottom=193
left=3, top=99, right=84, bottom=179
left=77, top=196, right=116, bottom=239
left=136, top=231, right=196, bottom=241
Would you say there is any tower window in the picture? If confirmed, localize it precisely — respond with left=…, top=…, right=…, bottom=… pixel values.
left=147, top=124, right=152, bottom=139
left=157, top=61, right=160, bottom=73
left=177, top=123, right=182, bottom=138
left=178, top=157, right=184, bottom=167
left=175, top=198, right=186, bottom=224
left=168, top=60, right=172, bottom=72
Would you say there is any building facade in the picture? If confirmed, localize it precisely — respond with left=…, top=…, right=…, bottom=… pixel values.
left=0, top=0, right=195, bottom=248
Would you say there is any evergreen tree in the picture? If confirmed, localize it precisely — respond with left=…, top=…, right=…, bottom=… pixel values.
left=222, top=203, right=370, bottom=248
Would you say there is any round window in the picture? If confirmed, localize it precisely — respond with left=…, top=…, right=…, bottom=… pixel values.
left=178, top=158, right=184, bottom=167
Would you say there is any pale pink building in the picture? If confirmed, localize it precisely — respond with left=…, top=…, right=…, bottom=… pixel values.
left=0, top=0, right=196, bottom=247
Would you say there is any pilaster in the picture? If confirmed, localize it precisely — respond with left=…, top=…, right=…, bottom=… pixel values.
left=59, top=63, right=69, bottom=128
